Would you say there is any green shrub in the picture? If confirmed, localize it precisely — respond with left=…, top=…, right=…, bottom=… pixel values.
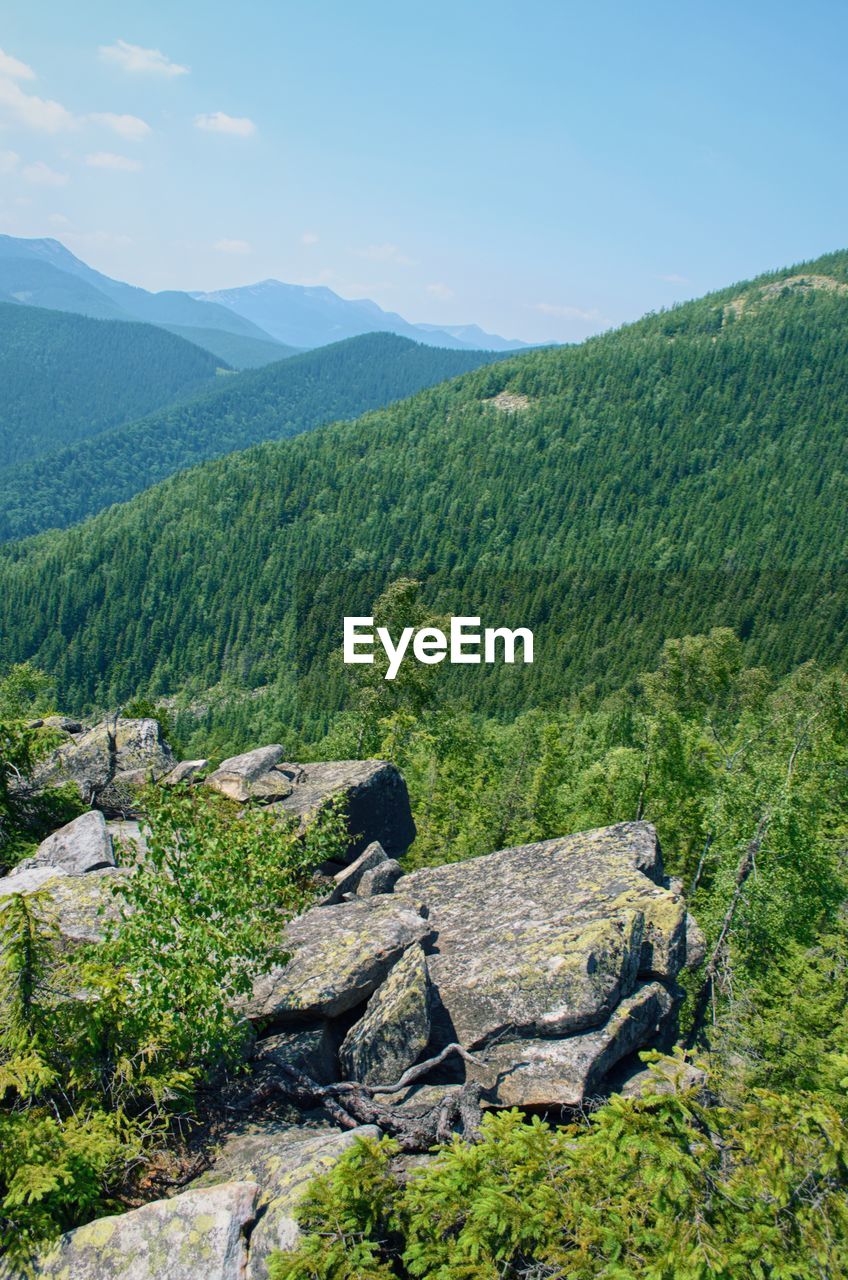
left=270, top=1078, right=848, bottom=1279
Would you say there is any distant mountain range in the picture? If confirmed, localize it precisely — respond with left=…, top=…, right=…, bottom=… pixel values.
left=0, top=236, right=525, bottom=359
left=192, top=279, right=527, bottom=352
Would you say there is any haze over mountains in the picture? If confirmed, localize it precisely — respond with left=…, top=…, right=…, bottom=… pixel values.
left=193, top=279, right=527, bottom=352
left=2, top=251, right=845, bottom=728
left=0, top=235, right=524, bottom=359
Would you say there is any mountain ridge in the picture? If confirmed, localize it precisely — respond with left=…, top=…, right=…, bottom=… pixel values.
left=193, top=278, right=527, bottom=352
left=0, top=331, right=506, bottom=541
left=1, top=249, right=846, bottom=721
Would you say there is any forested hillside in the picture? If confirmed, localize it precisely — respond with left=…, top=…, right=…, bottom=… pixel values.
left=1, top=252, right=847, bottom=723
left=159, top=324, right=294, bottom=369
left=0, top=333, right=504, bottom=540
left=0, top=303, right=223, bottom=469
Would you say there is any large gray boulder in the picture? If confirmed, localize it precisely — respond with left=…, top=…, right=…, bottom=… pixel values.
left=246, top=893, right=432, bottom=1021
left=340, top=943, right=432, bottom=1085
left=31, top=718, right=174, bottom=813
left=395, top=822, right=689, bottom=1054
left=12, top=811, right=115, bottom=877
left=472, top=981, right=675, bottom=1107
left=268, top=760, right=416, bottom=861
left=4, top=1181, right=258, bottom=1279
left=192, top=1126, right=379, bottom=1279
left=0, top=865, right=127, bottom=947
left=204, top=746, right=290, bottom=802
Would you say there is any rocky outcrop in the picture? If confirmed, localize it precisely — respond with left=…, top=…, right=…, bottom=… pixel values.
left=192, top=1126, right=379, bottom=1280
left=396, top=823, right=686, bottom=1053
left=11, top=811, right=115, bottom=877
left=267, top=760, right=416, bottom=861
left=0, top=866, right=127, bottom=947
left=340, top=943, right=432, bottom=1085
left=4, top=1181, right=258, bottom=1280
left=248, top=821, right=700, bottom=1110
left=471, top=981, right=674, bottom=1107
left=31, top=718, right=174, bottom=814
left=246, top=893, right=432, bottom=1021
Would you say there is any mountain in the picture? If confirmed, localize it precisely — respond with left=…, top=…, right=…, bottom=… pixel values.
left=159, top=325, right=299, bottom=370
left=414, top=322, right=527, bottom=352
left=0, top=301, right=223, bottom=470
left=0, top=333, right=506, bottom=540
left=1, top=252, right=846, bottom=721
left=192, top=279, right=527, bottom=351
left=0, top=236, right=281, bottom=347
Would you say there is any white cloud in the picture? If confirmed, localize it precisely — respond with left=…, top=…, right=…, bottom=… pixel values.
left=214, top=237, right=251, bottom=254
left=360, top=243, right=414, bottom=265
left=426, top=282, right=454, bottom=301
left=88, top=111, right=151, bottom=140
left=98, top=39, right=188, bottom=77
left=0, top=75, right=76, bottom=132
left=0, top=149, right=20, bottom=174
left=85, top=151, right=142, bottom=172
left=23, top=160, right=69, bottom=186
left=48, top=212, right=71, bottom=227
left=530, top=301, right=600, bottom=321
left=194, top=111, right=256, bottom=137
left=0, top=48, right=35, bottom=80
left=659, top=273, right=689, bottom=285
left=301, top=230, right=319, bottom=245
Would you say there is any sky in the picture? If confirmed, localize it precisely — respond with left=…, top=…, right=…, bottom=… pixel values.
left=0, top=0, right=846, bottom=344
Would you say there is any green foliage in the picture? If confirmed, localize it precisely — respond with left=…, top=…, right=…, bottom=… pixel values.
left=0, top=332, right=504, bottom=541
left=0, top=787, right=347, bottom=1261
left=96, top=785, right=336, bottom=1078
left=271, top=1084, right=848, bottom=1279
left=0, top=669, right=83, bottom=869
left=0, top=663, right=56, bottom=720
left=0, top=891, right=145, bottom=1260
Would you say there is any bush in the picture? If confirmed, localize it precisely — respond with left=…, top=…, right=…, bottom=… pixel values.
left=270, top=1076, right=848, bottom=1279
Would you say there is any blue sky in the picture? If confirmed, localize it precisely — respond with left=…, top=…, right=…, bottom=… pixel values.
left=0, top=0, right=846, bottom=343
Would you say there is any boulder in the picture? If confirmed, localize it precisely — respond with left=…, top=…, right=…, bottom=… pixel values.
left=162, top=758, right=209, bottom=786
left=31, top=718, right=174, bottom=812
left=472, top=981, right=675, bottom=1107
left=192, top=1127, right=379, bottom=1279
left=246, top=894, right=432, bottom=1021
left=0, top=866, right=127, bottom=947
left=325, top=840, right=387, bottom=903
left=268, top=760, right=416, bottom=860
left=340, top=943, right=432, bottom=1085
left=357, top=859, right=403, bottom=897
left=106, top=819, right=148, bottom=865
left=253, top=1023, right=338, bottom=1084
left=395, top=822, right=689, bottom=1052
left=5, top=1181, right=258, bottom=1280
left=204, top=746, right=289, bottom=802
left=12, top=811, right=115, bottom=877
